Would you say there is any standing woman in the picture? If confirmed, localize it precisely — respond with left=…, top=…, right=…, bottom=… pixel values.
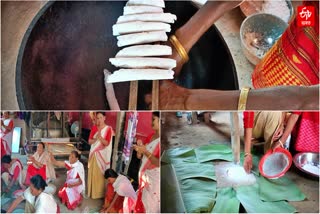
left=25, top=142, right=56, bottom=184
left=133, top=112, right=160, bottom=213
left=1, top=112, right=14, bottom=158
left=87, top=112, right=114, bottom=199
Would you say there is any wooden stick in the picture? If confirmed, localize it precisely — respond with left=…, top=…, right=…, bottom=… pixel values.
left=152, top=80, right=159, bottom=110
left=230, top=112, right=240, bottom=165
left=128, top=81, right=138, bottom=110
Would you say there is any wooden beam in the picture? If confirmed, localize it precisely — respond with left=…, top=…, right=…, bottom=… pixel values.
left=151, top=80, right=159, bottom=110
left=128, top=81, right=138, bottom=110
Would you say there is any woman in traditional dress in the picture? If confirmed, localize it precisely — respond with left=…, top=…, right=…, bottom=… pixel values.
left=25, top=142, right=56, bottom=184
left=87, top=112, right=114, bottom=199
left=50, top=150, right=85, bottom=210
left=274, top=112, right=319, bottom=153
left=101, top=169, right=137, bottom=213
left=133, top=112, right=160, bottom=213
left=5, top=175, right=59, bottom=213
left=242, top=111, right=286, bottom=173
left=1, top=112, right=14, bottom=158
left=1, top=155, right=25, bottom=192
left=155, top=1, right=319, bottom=110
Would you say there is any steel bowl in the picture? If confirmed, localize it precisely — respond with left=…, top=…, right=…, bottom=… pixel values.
left=240, top=0, right=294, bottom=23
left=240, top=13, right=288, bottom=65
left=293, top=152, right=319, bottom=177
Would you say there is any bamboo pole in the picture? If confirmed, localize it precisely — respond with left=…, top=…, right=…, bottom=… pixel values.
left=230, top=112, right=240, bottom=165
left=128, top=81, right=138, bottom=110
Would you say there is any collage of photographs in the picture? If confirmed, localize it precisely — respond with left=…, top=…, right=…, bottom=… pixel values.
left=0, top=0, right=319, bottom=213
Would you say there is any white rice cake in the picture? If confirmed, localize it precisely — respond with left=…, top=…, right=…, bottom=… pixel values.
left=123, top=6, right=163, bottom=15
left=107, top=69, right=174, bottom=83
left=117, top=31, right=168, bottom=47
left=116, top=45, right=172, bottom=57
left=117, top=13, right=177, bottom=24
left=109, top=57, right=176, bottom=69
left=126, top=0, right=165, bottom=8
left=113, top=21, right=171, bottom=36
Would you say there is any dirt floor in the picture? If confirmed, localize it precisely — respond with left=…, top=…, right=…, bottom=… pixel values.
left=161, top=112, right=319, bottom=213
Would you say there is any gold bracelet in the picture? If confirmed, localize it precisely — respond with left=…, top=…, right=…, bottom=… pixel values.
left=147, top=153, right=152, bottom=159
left=238, top=87, right=251, bottom=110
left=169, top=35, right=189, bottom=64
left=278, top=139, right=284, bottom=147
left=244, top=152, right=252, bottom=157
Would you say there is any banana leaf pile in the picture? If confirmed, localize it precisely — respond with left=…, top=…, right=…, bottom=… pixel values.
left=161, top=143, right=306, bottom=213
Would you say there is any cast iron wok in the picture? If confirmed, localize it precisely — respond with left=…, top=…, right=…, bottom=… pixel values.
left=16, top=1, right=238, bottom=110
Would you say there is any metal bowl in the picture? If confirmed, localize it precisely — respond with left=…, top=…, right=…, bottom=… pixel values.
left=240, top=0, right=294, bottom=23
left=293, top=152, right=319, bottom=177
left=240, top=13, right=288, bottom=65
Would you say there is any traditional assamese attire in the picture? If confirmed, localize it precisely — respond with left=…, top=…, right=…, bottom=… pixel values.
left=25, top=151, right=56, bottom=185
left=291, top=111, right=319, bottom=153
left=252, top=1, right=319, bottom=87
left=113, top=174, right=137, bottom=213
left=104, top=183, right=125, bottom=213
left=58, top=160, right=85, bottom=210
left=1, top=159, right=24, bottom=188
left=87, top=125, right=113, bottom=199
left=22, top=187, right=59, bottom=213
left=0, top=118, right=14, bottom=158
left=243, top=111, right=284, bottom=152
left=135, top=138, right=160, bottom=213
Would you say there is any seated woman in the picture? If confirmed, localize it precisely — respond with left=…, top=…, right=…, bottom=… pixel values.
left=5, top=175, right=59, bottom=213
left=25, top=142, right=56, bottom=185
left=50, top=150, right=85, bottom=210
left=101, top=169, right=137, bottom=213
left=1, top=155, right=25, bottom=192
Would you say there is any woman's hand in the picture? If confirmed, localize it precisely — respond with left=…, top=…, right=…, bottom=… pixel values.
left=243, top=155, right=253, bottom=174
left=160, top=80, right=190, bottom=110
left=133, top=144, right=147, bottom=155
left=271, top=140, right=284, bottom=151
left=272, top=126, right=284, bottom=142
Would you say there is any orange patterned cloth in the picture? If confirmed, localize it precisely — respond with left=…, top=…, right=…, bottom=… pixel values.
left=252, top=1, right=319, bottom=88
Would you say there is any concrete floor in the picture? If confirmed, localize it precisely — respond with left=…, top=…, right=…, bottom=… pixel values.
left=161, top=112, right=319, bottom=213
left=1, top=153, right=103, bottom=213
left=1, top=1, right=254, bottom=110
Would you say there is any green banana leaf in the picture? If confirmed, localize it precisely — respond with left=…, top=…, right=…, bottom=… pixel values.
left=195, top=144, right=233, bottom=163
left=161, top=164, right=186, bottom=213
left=161, top=147, right=197, bottom=164
left=236, top=184, right=296, bottom=213
left=173, top=162, right=216, bottom=181
left=180, top=177, right=217, bottom=213
left=211, top=187, right=240, bottom=213
left=258, top=176, right=306, bottom=202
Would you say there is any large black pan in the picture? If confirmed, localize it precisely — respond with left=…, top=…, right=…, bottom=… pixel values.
left=16, top=1, right=238, bottom=110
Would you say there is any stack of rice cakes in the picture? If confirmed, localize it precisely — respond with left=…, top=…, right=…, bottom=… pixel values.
left=107, top=0, right=177, bottom=83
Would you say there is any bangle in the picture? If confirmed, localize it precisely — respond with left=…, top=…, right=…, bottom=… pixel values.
left=244, top=152, right=252, bottom=157
left=238, top=87, right=251, bottom=110
left=147, top=153, right=152, bottom=159
left=169, top=35, right=189, bottom=64
left=278, top=140, right=284, bottom=147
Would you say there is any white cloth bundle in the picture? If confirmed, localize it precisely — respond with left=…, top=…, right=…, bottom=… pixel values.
left=109, top=57, right=176, bottom=69
left=113, top=21, right=171, bottom=36
left=116, top=45, right=172, bottom=57
left=117, top=13, right=177, bottom=24
left=117, top=31, right=168, bottom=47
left=107, top=69, right=174, bottom=83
